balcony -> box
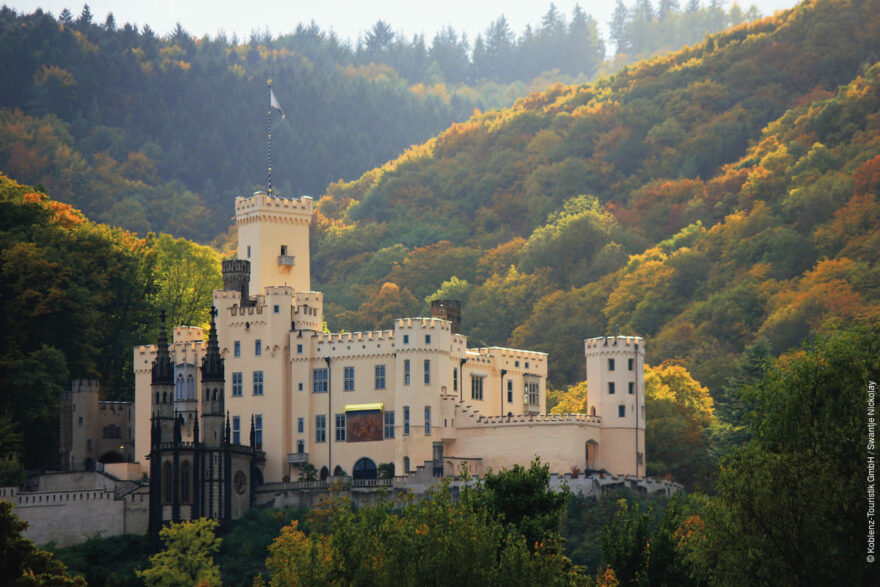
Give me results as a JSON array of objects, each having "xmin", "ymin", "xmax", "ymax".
[
  {"xmin": 287, "ymin": 452, "xmax": 309, "ymax": 464},
  {"xmin": 278, "ymin": 255, "xmax": 296, "ymax": 266}
]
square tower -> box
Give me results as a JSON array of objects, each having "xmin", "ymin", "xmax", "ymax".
[{"xmin": 235, "ymin": 192, "xmax": 313, "ymax": 295}]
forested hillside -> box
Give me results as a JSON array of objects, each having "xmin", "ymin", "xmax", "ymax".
[
  {"xmin": 314, "ymin": 0, "xmax": 880, "ymax": 404},
  {"xmin": 0, "ymin": 2, "xmax": 756, "ymax": 241}
]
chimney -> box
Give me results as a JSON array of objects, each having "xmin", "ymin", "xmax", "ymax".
[{"xmin": 430, "ymin": 299, "xmax": 461, "ymax": 334}]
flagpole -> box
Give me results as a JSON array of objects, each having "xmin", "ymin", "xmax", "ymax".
[{"xmin": 266, "ymin": 78, "xmax": 272, "ymax": 195}]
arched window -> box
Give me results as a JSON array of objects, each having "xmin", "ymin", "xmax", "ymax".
[
  {"xmin": 180, "ymin": 461, "xmax": 191, "ymax": 503},
  {"xmin": 186, "ymin": 375, "xmax": 195, "ymax": 400},
  {"xmin": 163, "ymin": 461, "xmax": 173, "ymax": 504},
  {"xmin": 176, "ymin": 375, "xmax": 184, "ymax": 400},
  {"xmin": 353, "ymin": 457, "xmax": 377, "ymax": 480},
  {"xmin": 590, "ymin": 406, "xmax": 596, "ymax": 416},
  {"xmin": 319, "ymin": 466, "xmax": 329, "ymax": 480},
  {"xmin": 333, "ymin": 465, "xmax": 344, "ymax": 477},
  {"xmin": 403, "ymin": 457, "xmax": 410, "ymax": 474}
]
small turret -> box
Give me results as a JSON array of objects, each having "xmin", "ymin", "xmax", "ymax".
[
  {"xmin": 222, "ymin": 259, "xmax": 252, "ymax": 306},
  {"xmin": 152, "ymin": 311, "xmax": 174, "ymax": 386},
  {"xmin": 430, "ymin": 299, "xmax": 462, "ymax": 334},
  {"xmin": 151, "ymin": 311, "xmax": 175, "ymax": 437}
]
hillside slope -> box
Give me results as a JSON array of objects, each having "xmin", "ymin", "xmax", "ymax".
[{"xmin": 312, "ymin": 0, "xmax": 880, "ymax": 399}]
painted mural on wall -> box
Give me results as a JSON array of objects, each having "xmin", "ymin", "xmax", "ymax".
[{"xmin": 346, "ymin": 409, "xmax": 383, "ymax": 442}]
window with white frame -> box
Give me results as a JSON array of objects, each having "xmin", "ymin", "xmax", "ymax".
[
  {"xmin": 335, "ymin": 413, "xmax": 346, "ymax": 441},
  {"xmin": 313, "ymin": 368, "xmax": 328, "ymax": 393},
  {"xmin": 343, "ymin": 366, "xmax": 354, "ymax": 391},
  {"xmin": 384, "ymin": 411, "xmax": 395, "ymax": 439},
  {"xmin": 232, "ymin": 416, "xmax": 241, "ymax": 444},
  {"xmin": 471, "ymin": 375, "xmax": 484, "ymax": 400},
  {"xmin": 375, "ymin": 365, "xmax": 386, "ymax": 389},
  {"xmin": 315, "ymin": 415, "xmax": 326, "ymax": 442},
  {"xmin": 525, "ymin": 379, "xmax": 540, "ymax": 406},
  {"xmin": 232, "ymin": 372, "xmax": 242, "ymax": 396}
]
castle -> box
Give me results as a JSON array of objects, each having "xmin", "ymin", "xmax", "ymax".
[{"xmin": 132, "ymin": 191, "xmax": 647, "ymax": 495}]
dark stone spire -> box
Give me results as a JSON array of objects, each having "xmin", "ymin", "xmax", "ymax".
[
  {"xmin": 201, "ymin": 306, "xmax": 224, "ymax": 382},
  {"xmin": 152, "ymin": 310, "xmax": 174, "ymax": 385}
]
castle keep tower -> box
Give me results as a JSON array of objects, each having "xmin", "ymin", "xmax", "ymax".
[
  {"xmin": 584, "ymin": 336, "xmax": 645, "ymax": 477},
  {"xmin": 234, "ymin": 192, "xmax": 313, "ymax": 294}
]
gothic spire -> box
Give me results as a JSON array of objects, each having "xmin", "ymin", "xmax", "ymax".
[
  {"xmin": 152, "ymin": 310, "xmax": 174, "ymax": 385},
  {"xmin": 201, "ymin": 306, "xmax": 224, "ymax": 382}
]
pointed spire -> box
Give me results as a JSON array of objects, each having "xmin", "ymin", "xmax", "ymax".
[
  {"xmin": 225, "ymin": 412, "xmax": 231, "ymax": 446},
  {"xmin": 152, "ymin": 310, "xmax": 174, "ymax": 385},
  {"xmin": 249, "ymin": 415, "xmax": 256, "ymax": 447},
  {"xmin": 201, "ymin": 306, "xmax": 224, "ymax": 382}
]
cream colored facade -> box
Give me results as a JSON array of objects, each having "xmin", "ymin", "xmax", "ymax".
[{"xmin": 134, "ymin": 192, "xmax": 647, "ymax": 482}]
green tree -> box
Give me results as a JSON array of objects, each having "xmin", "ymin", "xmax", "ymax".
[
  {"xmin": 137, "ymin": 519, "xmax": 222, "ymax": 587},
  {"xmin": 0, "ymin": 502, "xmax": 85, "ymax": 585}
]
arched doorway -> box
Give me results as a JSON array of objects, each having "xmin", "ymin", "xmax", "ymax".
[
  {"xmin": 585, "ymin": 440, "xmax": 599, "ymax": 472},
  {"xmin": 319, "ymin": 466, "xmax": 329, "ymax": 480},
  {"xmin": 333, "ymin": 465, "xmax": 345, "ymax": 477},
  {"xmin": 353, "ymin": 457, "xmax": 377, "ymax": 480}
]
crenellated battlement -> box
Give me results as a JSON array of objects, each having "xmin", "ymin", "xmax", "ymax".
[
  {"xmin": 584, "ymin": 336, "xmax": 645, "ymax": 358},
  {"xmin": 443, "ymin": 397, "xmax": 601, "ymax": 427},
  {"xmin": 70, "ymin": 379, "xmax": 99, "ymax": 394},
  {"xmin": 314, "ymin": 330, "xmax": 394, "ymax": 344},
  {"xmin": 234, "ymin": 192, "xmax": 313, "ymax": 216},
  {"xmin": 394, "ymin": 317, "xmax": 452, "ymax": 331}
]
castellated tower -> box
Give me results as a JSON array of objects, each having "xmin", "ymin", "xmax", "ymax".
[
  {"xmin": 584, "ymin": 336, "xmax": 646, "ymax": 477},
  {"xmin": 200, "ymin": 307, "xmax": 226, "ymax": 448},
  {"xmin": 234, "ymin": 192, "xmax": 313, "ymax": 294}
]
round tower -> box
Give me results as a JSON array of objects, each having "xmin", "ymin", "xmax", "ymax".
[
  {"xmin": 584, "ymin": 335, "xmax": 645, "ymax": 477},
  {"xmin": 222, "ymin": 259, "xmax": 252, "ymax": 305}
]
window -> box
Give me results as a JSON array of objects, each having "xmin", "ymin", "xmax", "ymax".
[
  {"xmin": 176, "ymin": 375, "xmax": 184, "ymax": 400},
  {"xmin": 618, "ymin": 405, "xmax": 626, "ymax": 418},
  {"xmin": 186, "ymin": 375, "xmax": 195, "ymax": 400},
  {"xmin": 313, "ymin": 368, "xmax": 328, "ymax": 393},
  {"xmin": 403, "ymin": 406, "xmax": 410, "ymax": 435},
  {"xmin": 297, "ymin": 417, "xmax": 304, "ymax": 433},
  {"xmin": 424, "ymin": 406, "xmax": 431, "ymax": 435},
  {"xmin": 163, "ymin": 462, "xmax": 173, "ymax": 504},
  {"xmin": 425, "ymin": 334, "xmax": 431, "ymax": 344},
  {"xmin": 343, "ymin": 366, "xmax": 354, "ymax": 391},
  {"xmin": 255, "ymin": 339, "xmax": 262, "ymax": 356},
  {"xmin": 608, "ymin": 382, "xmax": 615, "ymax": 394},
  {"xmin": 424, "ymin": 359, "xmax": 431, "ymax": 384},
  {"xmin": 232, "ymin": 416, "xmax": 241, "ymax": 444},
  {"xmin": 253, "ymin": 371, "xmax": 264, "ymax": 395},
  {"xmin": 628, "ymin": 358, "xmax": 634, "ymax": 371},
  {"xmin": 296, "ymin": 439, "xmax": 305, "ymax": 453},
  {"xmin": 403, "ymin": 334, "xmax": 409, "ymax": 344},
  {"xmin": 628, "ymin": 382, "xmax": 634, "ymax": 395},
  {"xmin": 78, "ymin": 416, "xmax": 83, "ymax": 426},
  {"xmin": 404, "ymin": 360, "xmax": 410, "ymax": 385},
  {"xmin": 234, "ymin": 341, "xmax": 241, "ymax": 357},
  {"xmin": 525, "ymin": 380, "xmax": 540, "ymax": 406},
  {"xmin": 232, "ymin": 372, "xmax": 243, "ymax": 396},
  {"xmin": 254, "ymin": 414, "xmax": 263, "ymax": 449},
  {"xmin": 280, "ymin": 245, "xmax": 287, "ymax": 256},
  {"xmin": 525, "ymin": 361, "xmax": 530, "ymax": 369},
  {"xmin": 273, "ymin": 304, "xmax": 280, "ymax": 313},
  {"xmin": 375, "ymin": 365, "xmax": 386, "ymax": 389},
  {"xmin": 335, "ymin": 414, "xmax": 346, "ymax": 442},
  {"xmin": 180, "ymin": 461, "xmax": 191, "ymax": 503},
  {"xmin": 471, "ymin": 375, "xmax": 484, "ymax": 400},
  {"xmin": 507, "ymin": 379, "xmax": 513, "ymax": 403},
  {"xmin": 384, "ymin": 411, "xmax": 395, "ymax": 439},
  {"xmin": 515, "ymin": 360, "xmax": 520, "ymax": 368},
  {"xmin": 247, "ymin": 245, "xmax": 251, "ymax": 259},
  {"xmin": 297, "ymin": 344, "xmax": 303, "ymax": 354},
  {"xmin": 453, "ymin": 368, "xmax": 458, "ymax": 391},
  {"xmin": 608, "ymin": 358, "xmax": 615, "ymax": 371},
  {"xmin": 315, "ymin": 415, "xmax": 326, "ymax": 443},
  {"xmin": 404, "ymin": 456, "xmax": 410, "ymax": 474},
  {"xmin": 298, "ymin": 382, "xmax": 303, "ymax": 391}
]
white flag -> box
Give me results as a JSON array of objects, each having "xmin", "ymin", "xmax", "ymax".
[{"xmin": 270, "ymin": 88, "xmax": 286, "ymax": 119}]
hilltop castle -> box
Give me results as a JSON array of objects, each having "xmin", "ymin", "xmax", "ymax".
[{"xmin": 124, "ymin": 190, "xmax": 647, "ymax": 528}]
